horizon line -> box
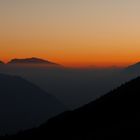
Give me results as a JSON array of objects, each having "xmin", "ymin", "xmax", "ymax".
[{"xmin": 0, "ymin": 57, "xmax": 137, "ymax": 69}]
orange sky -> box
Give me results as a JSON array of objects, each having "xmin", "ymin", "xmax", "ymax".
[{"xmin": 1, "ymin": 0, "xmax": 140, "ymax": 67}]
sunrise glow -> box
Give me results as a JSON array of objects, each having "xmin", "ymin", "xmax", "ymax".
[{"xmin": 1, "ymin": 0, "xmax": 140, "ymax": 67}]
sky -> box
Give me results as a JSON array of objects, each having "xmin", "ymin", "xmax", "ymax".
[{"xmin": 1, "ymin": 0, "xmax": 140, "ymax": 67}]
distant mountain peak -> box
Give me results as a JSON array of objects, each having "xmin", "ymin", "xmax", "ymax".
[{"xmin": 8, "ymin": 57, "xmax": 58, "ymax": 65}]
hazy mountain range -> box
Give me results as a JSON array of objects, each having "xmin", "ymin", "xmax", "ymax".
[
  {"xmin": 0, "ymin": 74, "xmax": 66, "ymax": 135},
  {"xmin": 5, "ymin": 76, "xmax": 140, "ymax": 139},
  {"xmin": 0, "ymin": 58, "xmax": 140, "ymax": 109},
  {"xmin": 0, "ymin": 58, "xmax": 140, "ymax": 138}
]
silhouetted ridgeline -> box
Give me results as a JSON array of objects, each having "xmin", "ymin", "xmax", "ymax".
[
  {"xmin": 7, "ymin": 57, "xmax": 59, "ymax": 65},
  {"xmin": 0, "ymin": 74, "xmax": 66, "ymax": 135},
  {"xmin": 124, "ymin": 61, "xmax": 140, "ymax": 76},
  {"xmin": 125, "ymin": 61, "xmax": 140, "ymax": 71},
  {"xmin": 0, "ymin": 61, "xmax": 4, "ymax": 64},
  {"xmin": 4, "ymin": 77, "xmax": 140, "ymax": 139}
]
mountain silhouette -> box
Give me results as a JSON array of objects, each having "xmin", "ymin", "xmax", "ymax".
[
  {"xmin": 8, "ymin": 57, "xmax": 58, "ymax": 65},
  {"xmin": 8, "ymin": 77, "xmax": 140, "ymax": 139},
  {"xmin": 0, "ymin": 73, "xmax": 65, "ymax": 135},
  {"xmin": 0, "ymin": 61, "xmax": 4, "ymax": 64},
  {"xmin": 125, "ymin": 62, "xmax": 140, "ymax": 73}
]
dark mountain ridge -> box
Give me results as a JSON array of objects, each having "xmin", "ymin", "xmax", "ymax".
[
  {"xmin": 8, "ymin": 57, "xmax": 58, "ymax": 65},
  {"xmin": 7, "ymin": 76, "xmax": 140, "ymax": 139},
  {"xmin": 125, "ymin": 61, "xmax": 140, "ymax": 72},
  {"xmin": 0, "ymin": 73, "xmax": 65, "ymax": 135}
]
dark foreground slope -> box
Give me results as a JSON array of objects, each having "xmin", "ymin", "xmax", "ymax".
[
  {"xmin": 6, "ymin": 76, "xmax": 140, "ymax": 140},
  {"xmin": 0, "ymin": 74, "xmax": 65, "ymax": 135}
]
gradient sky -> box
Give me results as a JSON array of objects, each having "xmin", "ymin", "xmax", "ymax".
[{"xmin": 1, "ymin": 0, "xmax": 140, "ymax": 67}]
